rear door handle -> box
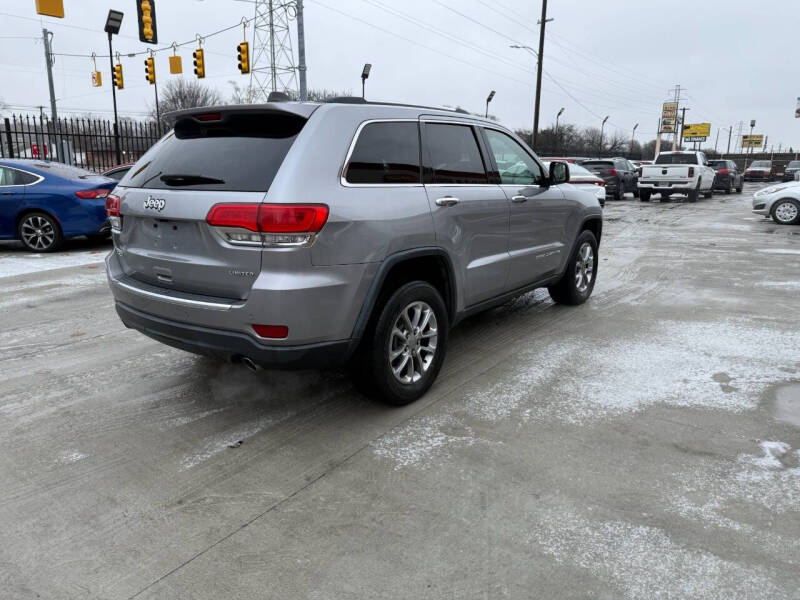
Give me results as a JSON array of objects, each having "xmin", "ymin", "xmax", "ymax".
[
  {"xmin": 435, "ymin": 196, "xmax": 459, "ymax": 207},
  {"xmin": 511, "ymin": 195, "xmax": 528, "ymax": 203}
]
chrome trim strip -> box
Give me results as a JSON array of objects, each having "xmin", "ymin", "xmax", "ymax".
[{"xmin": 116, "ymin": 279, "xmax": 235, "ymax": 311}]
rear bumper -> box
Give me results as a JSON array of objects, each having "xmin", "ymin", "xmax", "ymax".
[{"xmin": 115, "ymin": 300, "xmax": 353, "ymax": 369}]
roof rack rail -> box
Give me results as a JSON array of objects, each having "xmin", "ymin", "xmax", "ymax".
[{"xmin": 325, "ymin": 96, "xmax": 367, "ymax": 104}]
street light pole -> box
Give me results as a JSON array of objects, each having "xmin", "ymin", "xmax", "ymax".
[
  {"xmin": 361, "ymin": 63, "xmax": 371, "ymax": 99},
  {"xmin": 106, "ymin": 32, "xmax": 121, "ymax": 165},
  {"xmin": 104, "ymin": 10, "xmax": 124, "ymax": 166},
  {"xmin": 485, "ymin": 90, "xmax": 495, "ymax": 118},
  {"xmin": 555, "ymin": 107, "xmax": 564, "ymax": 153},
  {"xmin": 599, "ymin": 115, "xmax": 609, "ymax": 155},
  {"xmin": 630, "ymin": 123, "xmax": 638, "ymax": 155}
]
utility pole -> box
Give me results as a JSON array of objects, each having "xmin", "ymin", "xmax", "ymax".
[
  {"xmin": 714, "ymin": 128, "xmax": 720, "ymax": 154},
  {"xmin": 678, "ymin": 106, "xmax": 689, "ymax": 150},
  {"xmin": 41, "ymin": 28, "xmax": 61, "ymax": 161},
  {"xmin": 532, "ymin": 0, "xmax": 552, "ymax": 148},
  {"xmin": 670, "ymin": 84, "xmax": 684, "ymax": 151},
  {"xmin": 107, "ymin": 34, "xmax": 121, "ymax": 165},
  {"xmin": 296, "ymin": 0, "xmax": 307, "ymax": 100},
  {"xmin": 726, "ymin": 125, "xmax": 732, "ymax": 156},
  {"xmin": 654, "ymin": 116, "xmax": 662, "ymax": 159}
]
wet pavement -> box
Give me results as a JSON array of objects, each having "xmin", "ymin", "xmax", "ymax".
[{"xmin": 0, "ymin": 183, "xmax": 798, "ymax": 599}]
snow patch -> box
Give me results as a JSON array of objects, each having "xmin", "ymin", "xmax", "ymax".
[
  {"xmin": 371, "ymin": 414, "xmax": 480, "ymax": 469},
  {"xmin": 179, "ymin": 416, "xmax": 280, "ymax": 470},
  {"xmin": 0, "ymin": 250, "xmax": 108, "ymax": 278},
  {"xmin": 56, "ymin": 450, "xmax": 87, "ymax": 464},
  {"xmin": 463, "ymin": 320, "xmax": 799, "ymax": 425},
  {"xmin": 756, "ymin": 248, "xmax": 800, "ymax": 255},
  {"xmin": 756, "ymin": 280, "xmax": 800, "ymax": 289},
  {"xmin": 666, "ymin": 441, "xmax": 800, "ymax": 555},
  {"xmin": 533, "ymin": 508, "xmax": 790, "ymax": 599}
]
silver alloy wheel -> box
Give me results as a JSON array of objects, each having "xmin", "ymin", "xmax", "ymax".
[
  {"xmin": 20, "ymin": 215, "xmax": 56, "ymax": 251},
  {"xmin": 388, "ymin": 300, "xmax": 438, "ymax": 385},
  {"xmin": 574, "ymin": 242, "xmax": 594, "ymax": 294},
  {"xmin": 774, "ymin": 201, "xmax": 799, "ymax": 224}
]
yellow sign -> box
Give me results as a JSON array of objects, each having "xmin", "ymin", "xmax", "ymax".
[
  {"xmin": 660, "ymin": 101, "xmax": 678, "ymax": 133},
  {"xmin": 35, "ymin": 0, "xmax": 64, "ymax": 18},
  {"xmin": 169, "ymin": 55, "xmax": 183, "ymax": 74},
  {"xmin": 741, "ymin": 135, "xmax": 764, "ymax": 148},
  {"xmin": 683, "ymin": 123, "xmax": 711, "ymax": 138}
]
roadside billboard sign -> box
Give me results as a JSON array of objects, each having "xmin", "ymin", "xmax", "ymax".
[
  {"xmin": 682, "ymin": 123, "xmax": 711, "ymax": 138},
  {"xmin": 741, "ymin": 134, "xmax": 764, "ymax": 148},
  {"xmin": 660, "ymin": 101, "xmax": 678, "ymax": 133}
]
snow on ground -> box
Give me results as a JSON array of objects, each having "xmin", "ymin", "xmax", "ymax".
[
  {"xmin": 0, "ymin": 248, "xmax": 108, "ymax": 278},
  {"xmin": 532, "ymin": 506, "xmax": 791, "ymax": 600},
  {"xmin": 371, "ymin": 414, "xmax": 483, "ymax": 470},
  {"xmin": 667, "ymin": 441, "xmax": 800, "ymax": 530}
]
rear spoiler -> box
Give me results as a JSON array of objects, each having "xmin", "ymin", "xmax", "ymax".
[{"xmin": 166, "ymin": 102, "xmax": 320, "ymax": 124}]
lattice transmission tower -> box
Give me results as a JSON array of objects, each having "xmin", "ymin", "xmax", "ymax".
[{"xmin": 249, "ymin": 0, "xmax": 300, "ymax": 101}]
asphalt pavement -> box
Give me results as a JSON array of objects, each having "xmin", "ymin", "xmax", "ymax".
[{"xmin": 0, "ymin": 183, "xmax": 798, "ymax": 599}]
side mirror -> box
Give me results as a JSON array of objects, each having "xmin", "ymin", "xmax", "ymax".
[{"xmin": 549, "ymin": 161, "xmax": 570, "ymax": 186}]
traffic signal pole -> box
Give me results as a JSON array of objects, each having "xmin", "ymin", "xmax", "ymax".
[{"xmin": 107, "ymin": 32, "xmax": 121, "ymax": 165}]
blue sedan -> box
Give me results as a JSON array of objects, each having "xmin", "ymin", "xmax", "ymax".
[{"xmin": 0, "ymin": 159, "xmax": 117, "ymax": 252}]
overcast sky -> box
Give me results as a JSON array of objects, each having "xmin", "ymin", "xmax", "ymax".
[{"xmin": 1, "ymin": 0, "xmax": 798, "ymax": 151}]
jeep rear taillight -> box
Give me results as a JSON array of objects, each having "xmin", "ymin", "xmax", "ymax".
[
  {"xmin": 206, "ymin": 203, "xmax": 329, "ymax": 247},
  {"xmin": 106, "ymin": 193, "xmax": 122, "ymax": 232},
  {"xmin": 688, "ymin": 167, "xmax": 695, "ymax": 177}
]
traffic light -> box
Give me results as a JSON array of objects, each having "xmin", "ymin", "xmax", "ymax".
[
  {"xmin": 193, "ymin": 48, "xmax": 205, "ymax": 78},
  {"xmin": 237, "ymin": 42, "xmax": 250, "ymax": 74},
  {"xmin": 113, "ymin": 63, "xmax": 124, "ymax": 89},
  {"xmin": 137, "ymin": 0, "xmax": 158, "ymax": 44},
  {"xmin": 144, "ymin": 56, "xmax": 155, "ymax": 84}
]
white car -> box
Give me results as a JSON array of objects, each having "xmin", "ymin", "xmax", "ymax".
[
  {"xmin": 543, "ymin": 161, "xmax": 606, "ymax": 207},
  {"xmin": 638, "ymin": 151, "xmax": 716, "ymax": 202},
  {"xmin": 753, "ymin": 182, "xmax": 800, "ymax": 225}
]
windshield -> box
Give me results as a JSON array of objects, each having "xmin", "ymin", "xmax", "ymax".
[
  {"xmin": 30, "ymin": 162, "xmax": 103, "ymax": 180},
  {"xmin": 709, "ymin": 161, "xmax": 728, "ymax": 168},
  {"xmin": 787, "ymin": 161, "xmax": 800, "ymax": 168},
  {"xmin": 118, "ymin": 112, "xmax": 306, "ymax": 192},
  {"xmin": 654, "ymin": 154, "xmax": 698, "ymax": 165},
  {"xmin": 750, "ymin": 161, "xmax": 771, "ymax": 168}
]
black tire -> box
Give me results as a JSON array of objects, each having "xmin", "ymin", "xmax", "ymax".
[
  {"xmin": 548, "ymin": 230, "xmax": 598, "ymax": 306},
  {"xmin": 639, "ymin": 190, "xmax": 651, "ymax": 202},
  {"xmin": 725, "ymin": 181, "xmax": 732, "ymax": 195},
  {"xmin": 736, "ymin": 182, "xmax": 743, "ymax": 193},
  {"xmin": 358, "ymin": 281, "xmax": 449, "ymax": 405},
  {"xmin": 771, "ymin": 198, "xmax": 800, "ymax": 225},
  {"xmin": 615, "ymin": 183, "xmax": 624, "ymax": 201},
  {"xmin": 686, "ymin": 181, "xmax": 700, "ymax": 203},
  {"xmin": 703, "ymin": 186, "xmax": 713, "ymax": 199},
  {"xmin": 17, "ymin": 211, "xmax": 62, "ymax": 252}
]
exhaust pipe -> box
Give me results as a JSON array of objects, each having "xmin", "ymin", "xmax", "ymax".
[{"xmin": 240, "ymin": 356, "xmax": 262, "ymax": 372}]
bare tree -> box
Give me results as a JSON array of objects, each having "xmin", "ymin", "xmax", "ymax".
[{"xmin": 152, "ymin": 79, "xmax": 223, "ymax": 127}]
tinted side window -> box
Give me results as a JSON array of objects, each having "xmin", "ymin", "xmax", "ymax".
[
  {"xmin": 483, "ymin": 128, "xmax": 543, "ymax": 185},
  {"xmin": 345, "ymin": 122, "xmax": 420, "ymax": 184},
  {"xmin": 425, "ymin": 123, "xmax": 488, "ymax": 184},
  {"xmin": 16, "ymin": 170, "xmax": 39, "ymax": 185},
  {"xmin": 0, "ymin": 167, "xmax": 14, "ymax": 186}
]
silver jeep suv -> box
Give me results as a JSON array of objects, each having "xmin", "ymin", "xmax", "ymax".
[{"xmin": 105, "ymin": 100, "xmax": 602, "ymax": 404}]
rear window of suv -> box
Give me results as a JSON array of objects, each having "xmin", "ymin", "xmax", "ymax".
[
  {"xmin": 345, "ymin": 121, "xmax": 421, "ymax": 184},
  {"xmin": 654, "ymin": 154, "xmax": 698, "ymax": 165},
  {"xmin": 118, "ymin": 111, "xmax": 306, "ymax": 192}
]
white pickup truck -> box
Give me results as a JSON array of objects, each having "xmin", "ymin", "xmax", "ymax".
[{"xmin": 638, "ymin": 151, "xmax": 716, "ymax": 202}]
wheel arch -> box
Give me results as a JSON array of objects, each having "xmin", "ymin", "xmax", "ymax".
[{"xmin": 350, "ymin": 247, "xmax": 456, "ymax": 343}]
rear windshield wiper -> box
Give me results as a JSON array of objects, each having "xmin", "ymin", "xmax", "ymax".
[{"xmin": 159, "ymin": 174, "xmax": 225, "ymax": 186}]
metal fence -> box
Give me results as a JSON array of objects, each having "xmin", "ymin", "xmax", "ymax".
[{"xmin": 0, "ymin": 114, "xmax": 164, "ymax": 174}]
